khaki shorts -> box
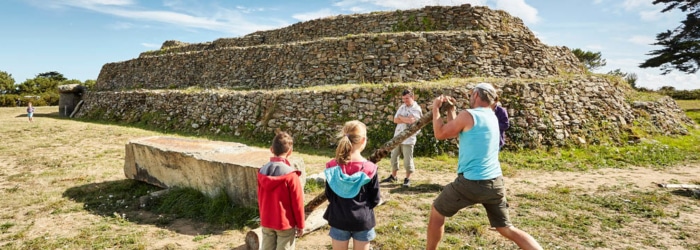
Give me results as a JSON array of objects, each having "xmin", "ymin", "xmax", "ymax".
[
  {"xmin": 432, "ymin": 175, "xmax": 512, "ymax": 228},
  {"xmin": 262, "ymin": 227, "xmax": 296, "ymax": 250}
]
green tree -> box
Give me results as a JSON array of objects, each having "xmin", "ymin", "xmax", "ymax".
[
  {"xmin": 61, "ymin": 79, "xmax": 83, "ymax": 86},
  {"xmin": 606, "ymin": 69, "xmax": 639, "ymax": 89},
  {"xmin": 0, "ymin": 71, "xmax": 16, "ymax": 95},
  {"xmin": 606, "ymin": 69, "xmax": 626, "ymax": 77},
  {"xmin": 625, "ymin": 73, "xmax": 638, "ymax": 89},
  {"xmin": 17, "ymin": 72, "xmax": 67, "ymax": 95},
  {"xmin": 639, "ymin": 0, "xmax": 700, "ymax": 74},
  {"xmin": 572, "ymin": 48, "xmax": 607, "ymax": 71},
  {"xmin": 83, "ymin": 79, "xmax": 96, "ymax": 90},
  {"xmin": 37, "ymin": 71, "xmax": 67, "ymax": 82},
  {"xmin": 18, "ymin": 77, "xmax": 54, "ymax": 95}
]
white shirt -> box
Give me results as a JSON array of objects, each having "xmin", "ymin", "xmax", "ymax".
[{"xmin": 393, "ymin": 101, "xmax": 423, "ymax": 145}]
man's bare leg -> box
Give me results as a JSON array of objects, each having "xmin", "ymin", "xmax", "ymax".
[
  {"xmin": 426, "ymin": 206, "xmax": 446, "ymax": 250},
  {"xmin": 495, "ymin": 226, "xmax": 543, "ymax": 250}
]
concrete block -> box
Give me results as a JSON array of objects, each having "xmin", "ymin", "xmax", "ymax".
[{"xmin": 124, "ymin": 136, "xmax": 305, "ymax": 207}]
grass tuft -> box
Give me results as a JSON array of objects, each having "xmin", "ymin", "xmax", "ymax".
[{"xmin": 149, "ymin": 187, "xmax": 259, "ymax": 229}]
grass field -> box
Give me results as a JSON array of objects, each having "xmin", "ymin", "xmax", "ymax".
[
  {"xmin": 1, "ymin": 106, "xmax": 699, "ymax": 249},
  {"xmin": 676, "ymin": 99, "xmax": 700, "ymax": 111}
]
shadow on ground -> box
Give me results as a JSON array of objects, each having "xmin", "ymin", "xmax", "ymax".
[
  {"xmin": 62, "ymin": 179, "xmax": 238, "ymax": 237},
  {"xmin": 670, "ymin": 189, "xmax": 700, "ymax": 200},
  {"xmin": 386, "ymin": 183, "xmax": 443, "ymax": 194},
  {"xmin": 15, "ymin": 112, "xmax": 61, "ymax": 118}
]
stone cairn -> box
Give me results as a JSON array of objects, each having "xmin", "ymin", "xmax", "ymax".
[
  {"xmin": 76, "ymin": 3, "xmax": 693, "ymax": 155},
  {"xmin": 73, "ymin": 5, "xmax": 695, "ymax": 243}
]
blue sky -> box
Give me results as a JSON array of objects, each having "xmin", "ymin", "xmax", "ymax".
[{"xmin": 1, "ymin": 0, "xmax": 697, "ymax": 90}]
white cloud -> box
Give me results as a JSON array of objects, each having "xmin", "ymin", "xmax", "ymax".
[
  {"xmin": 627, "ymin": 35, "xmax": 655, "ymax": 46},
  {"xmin": 29, "ymin": 0, "xmax": 279, "ymax": 35},
  {"xmin": 333, "ymin": 0, "xmax": 486, "ymax": 12},
  {"xmin": 292, "ymin": 9, "xmax": 336, "ymax": 21},
  {"xmin": 593, "ymin": 0, "xmax": 604, "ymax": 4},
  {"xmin": 329, "ymin": 0, "xmax": 543, "ymax": 26},
  {"xmin": 141, "ymin": 43, "xmax": 160, "ymax": 48},
  {"xmin": 235, "ymin": 5, "xmax": 266, "ymax": 14},
  {"xmin": 622, "ymin": 0, "xmax": 652, "ymax": 11},
  {"xmin": 601, "ymin": 57, "xmax": 699, "ymax": 90},
  {"xmin": 36, "ymin": 0, "xmax": 135, "ymax": 8},
  {"xmin": 493, "ymin": 0, "xmax": 539, "ymax": 25},
  {"xmin": 637, "ymin": 71, "xmax": 700, "ymax": 90}
]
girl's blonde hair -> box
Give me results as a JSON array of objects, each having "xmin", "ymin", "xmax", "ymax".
[{"xmin": 334, "ymin": 120, "xmax": 367, "ymax": 165}]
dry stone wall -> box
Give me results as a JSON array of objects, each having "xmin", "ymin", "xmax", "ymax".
[
  {"xmin": 78, "ymin": 4, "xmax": 694, "ymax": 155},
  {"xmin": 76, "ymin": 76, "xmax": 692, "ymax": 153},
  {"xmin": 97, "ymin": 31, "xmax": 582, "ymax": 91},
  {"xmin": 140, "ymin": 5, "xmax": 533, "ymax": 56}
]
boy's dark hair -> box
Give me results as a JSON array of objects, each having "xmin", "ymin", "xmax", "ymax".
[
  {"xmin": 271, "ymin": 128, "xmax": 293, "ymax": 156},
  {"xmin": 402, "ymin": 89, "xmax": 413, "ymax": 96}
]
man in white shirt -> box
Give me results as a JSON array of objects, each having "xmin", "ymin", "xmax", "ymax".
[{"xmin": 382, "ymin": 89, "xmax": 423, "ymax": 187}]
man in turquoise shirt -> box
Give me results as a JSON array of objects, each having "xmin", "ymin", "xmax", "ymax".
[{"xmin": 426, "ymin": 83, "xmax": 542, "ymax": 250}]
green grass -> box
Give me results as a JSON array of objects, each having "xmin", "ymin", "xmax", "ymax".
[
  {"xmin": 304, "ymin": 178, "xmax": 325, "ymax": 194},
  {"xmin": 676, "ymin": 100, "xmax": 700, "ymax": 110},
  {"xmin": 2, "ymin": 106, "xmax": 700, "ymax": 249},
  {"xmin": 498, "ymin": 128, "xmax": 700, "ymax": 172},
  {"xmin": 149, "ymin": 187, "xmax": 259, "ymax": 229},
  {"xmin": 686, "ymin": 110, "xmax": 700, "ymax": 124}
]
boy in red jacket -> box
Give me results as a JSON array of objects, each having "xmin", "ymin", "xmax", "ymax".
[{"xmin": 257, "ymin": 130, "xmax": 305, "ymax": 250}]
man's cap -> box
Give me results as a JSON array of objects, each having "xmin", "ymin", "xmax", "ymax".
[
  {"xmin": 474, "ymin": 82, "xmax": 497, "ymax": 93},
  {"xmin": 472, "ymin": 82, "xmax": 498, "ymax": 103}
]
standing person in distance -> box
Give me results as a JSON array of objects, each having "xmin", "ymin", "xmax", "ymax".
[
  {"xmin": 257, "ymin": 129, "xmax": 305, "ymax": 250},
  {"xmin": 324, "ymin": 120, "xmax": 381, "ymax": 250},
  {"xmin": 26, "ymin": 102, "xmax": 35, "ymax": 123},
  {"xmin": 426, "ymin": 83, "xmax": 542, "ymax": 250},
  {"xmin": 492, "ymin": 96, "xmax": 510, "ymax": 150},
  {"xmin": 382, "ymin": 89, "xmax": 423, "ymax": 187}
]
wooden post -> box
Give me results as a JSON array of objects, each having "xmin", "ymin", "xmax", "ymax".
[
  {"xmin": 657, "ymin": 183, "xmax": 700, "ymax": 189},
  {"xmin": 245, "ymin": 208, "xmax": 326, "ymax": 250}
]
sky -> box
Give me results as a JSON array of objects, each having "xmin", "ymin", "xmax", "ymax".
[{"xmin": 1, "ymin": 0, "xmax": 698, "ymax": 90}]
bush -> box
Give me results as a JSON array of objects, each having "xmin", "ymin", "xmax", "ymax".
[
  {"xmin": 41, "ymin": 92, "xmax": 60, "ymax": 106},
  {"xmin": 0, "ymin": 94, "xmax": 20, "ymax": 107}
]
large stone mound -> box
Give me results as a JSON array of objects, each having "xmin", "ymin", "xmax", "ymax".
[
  {"xmin": 94, "ymin": 4, "xmax": 583, "ymax": 91},
  {"xmin": 76, "ymin": 4, "xmax": 695, "ymax": 155}
]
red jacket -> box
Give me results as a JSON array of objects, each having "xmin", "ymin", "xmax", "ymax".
[{"xmin": 257, "ymin": 157, "xmax": 305, "ymax": 230}]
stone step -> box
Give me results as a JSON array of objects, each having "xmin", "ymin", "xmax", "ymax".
[{"xmin": 124, "ymin": 136, "xmax": 305, "ymax": 207}]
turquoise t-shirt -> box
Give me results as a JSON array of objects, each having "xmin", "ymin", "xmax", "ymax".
[{"xmin": 457, "ymin": 107, "xmax": 502, "ymax": 180}]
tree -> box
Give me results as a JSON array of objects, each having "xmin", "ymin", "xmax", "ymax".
[
  {"xmin": 606, "ymin": 69, "xmax": 626, "ymax": 77},
  {"xmin": 607, "ymin": 69, "xmax": 639, "ymax": 89},
  {"xmin": 625, "ymin": 73, "xmax": 638, "ymax": 89},
  {"xmin": 0, "ymin": 71, "xmax": 16, "ymax": 95},
  {"xmin": 18, "ymin": 77, "xmax": 54, "ymax": 94},
  {"xmin": 572, "ymin": 48, "xmax": 607, "ymax": 71},
  {"xmin": 83, "ymin": 79, "xmax": 96, "ymax": 90},
  {"xmin": 37, "ymin": 71, "xmax": 67, "ymax": 82},
  {"xmin": 639, "ymin": 0, "xmax": 700, "ymax": 74}
]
